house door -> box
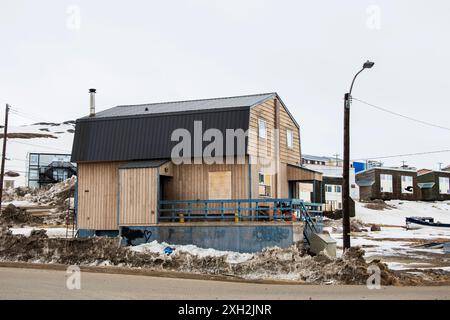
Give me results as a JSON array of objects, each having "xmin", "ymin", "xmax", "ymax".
[{"xmin": 118, "ymin": 167, "xmax": 158, "ymax": 225}]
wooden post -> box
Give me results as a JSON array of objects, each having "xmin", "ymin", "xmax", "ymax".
[{"xmin": 0, "ymin": 104, "xmax": 10, "ymax": 213}]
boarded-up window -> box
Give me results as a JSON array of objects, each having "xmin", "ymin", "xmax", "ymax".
[
  {"xmin": 208, "ymin": 171, "xmax": 231, "ymax": 199},
  {"xmin": 439, "ymin": 177, "xmax": 450, "ymax": 194},
  {"xmin": 401, "ymin": 176, "xmax": 413, "ymax": 194},
  {"xmin": 380, "ymin": 174, "xmax": 393, "ymax": 193}
]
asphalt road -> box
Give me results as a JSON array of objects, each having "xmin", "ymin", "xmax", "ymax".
[{"xmin": 0, "ymin": 266, "xmax": 449, "ymax": 300}]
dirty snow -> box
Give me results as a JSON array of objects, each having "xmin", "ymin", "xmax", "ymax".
[
  {"xmin": 10, "ymin": 227, "xmax": 69, "ymax": 238},
  {"xmin": 130, "ymin": 240, "xmax": 254, "ymax": 264}
]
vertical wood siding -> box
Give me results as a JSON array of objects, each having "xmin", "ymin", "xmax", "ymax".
[
  {"xmin": 119, "ymin": 167, "xmax": 158, "ymax": 225},
  {"xmin": 77, "ymin": 162, "xmax": 123, "ymax": 230}
]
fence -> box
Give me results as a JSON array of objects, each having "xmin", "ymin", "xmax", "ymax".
[{"xmin": 158, "ymin": 198, "xmax": 323, "ymax": 223}]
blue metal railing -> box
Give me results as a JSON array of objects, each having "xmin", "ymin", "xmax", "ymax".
[
  {"xmin": 158, "ymin": 198, "xmax": 323, "ymax": 223},
  {"xmin": 298, "ymin": 201, "xmax": 324, "ymax": 245}
]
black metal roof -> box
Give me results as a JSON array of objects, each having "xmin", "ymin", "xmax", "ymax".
[
  {"xmin": 89, "ymin": 92, "xmax": 276, "ymax": 119},
  {"xmin": 71, "ymin": 92, "xmax": 301, "ymax": 163},
  {"xmin": 71, "ymin": 106, "xmax": 251, "ymax": 162}
]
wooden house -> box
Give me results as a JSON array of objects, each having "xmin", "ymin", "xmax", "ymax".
[
  {"xmin": 71, "ymin": 91, "xmax": 322, "ymax": 250},
  {"xmin": 356, "ymin": 167, "xmax": 419, "ymax": 201},
  {"xmin": 417, "ymin": 170, "xmax": 450, "ymax": 201}
]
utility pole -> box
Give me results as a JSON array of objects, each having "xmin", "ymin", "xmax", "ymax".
[
  {"xmin": 342, "ymin": 60, "xmax": 374, "ymax": 250},
  {"xmin": 0, "ymin": 104, "xmax": 10, "ymax": 213},
  {"xmin": 333, "ymin": 153, "xmax": 340, "ymax": 166}
]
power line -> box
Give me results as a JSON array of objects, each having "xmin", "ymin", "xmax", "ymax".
[
  {"xmin": 352, "ymin": 97, "xmax": 450, "ymax": 132},
  {"xmin": 352, "ymin": 149, "xmax": 450, "ymax": 161}
]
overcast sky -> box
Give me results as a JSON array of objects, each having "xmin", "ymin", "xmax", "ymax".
[{"xmin": 0, "ymin": 0, "xmax": 449, "ymax": 169}]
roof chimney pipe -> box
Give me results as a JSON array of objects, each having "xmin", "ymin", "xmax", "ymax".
[{"xmin": 89, "ymin": 88, "xmax": 96, "ymax": 117}]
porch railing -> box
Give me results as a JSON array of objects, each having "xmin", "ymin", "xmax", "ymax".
[{"xmin": 158, "ymin": 198, "xmax": 323, "ymax": 223}]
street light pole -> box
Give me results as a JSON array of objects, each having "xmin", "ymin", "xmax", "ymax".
[{"xmin": 342, "ymin": 60, "xmax": 374, "ymax": 250}]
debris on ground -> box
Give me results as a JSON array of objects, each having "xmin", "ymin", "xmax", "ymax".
[
  {"xmin": 29, "ymin": 229, "xmax": 48, "ymax": 238},
  {"xmin": 1, "ymin": 177, "xmax": 76, "ymax": 226},
  {"xmin": 362, "ymin": 200, "xmax": 396, "ymax": 211},
  {"xmin": 350, "ymin": 219, "xmax": 366, "ymax": 232},
  {"xmin": 370, "ymin": 224, "xmax": 382, "ymax": 232},
  {"xmin": 0, "ymin": 204, "xmax": 43, "ymax": 226}
]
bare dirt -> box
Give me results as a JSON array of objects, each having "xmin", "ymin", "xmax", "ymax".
[
  {"xmin": 362, "ymin": 200, "xmax": 396, "ymax": 211},
  {"xmin": 0, "ymin": 132, "xmax": 57, "ymax": 139}
]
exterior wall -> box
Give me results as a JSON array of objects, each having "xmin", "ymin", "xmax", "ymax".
[
  {"xmin": 356, "ymin": 169, "xmax": 419, "ymax": 201},
  {"xmin": 118, "ymin": 223, "xmax": 304, "ymax": 253},
  {"xmin": 162, "ymin": 158, "xmax": 249, "ymax": 201},
  {"xmin": 418, "ymin": 171, "xmax": 450, "ymax": 201},
  {"xmin": 248, "ymin": 97, "xmax": 300, "ymax": 166},
  {"xmin": 118, "ymin": 167, "xmax": 158, "ymax": 226},
  {"xmin": 77, "ymin": 162, "xmax": 124, "ymax": 230},
  {"xmin": 322, "ymin": 176, "xmax": 343, "ymax": 211}
]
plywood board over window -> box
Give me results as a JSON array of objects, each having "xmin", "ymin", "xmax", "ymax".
[{"xmin": 208, "ymin": 171, "xmax": 231, "ymax": 199}]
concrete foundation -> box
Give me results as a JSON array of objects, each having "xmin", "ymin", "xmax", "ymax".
[{"xmin": 79, "ymin": 222, "xmax": 304, "ymax": 253}]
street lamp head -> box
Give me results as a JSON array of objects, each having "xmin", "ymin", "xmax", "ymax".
[{"xmin": 363, "ymin": 60, "xmax": 375, "ymax": 69}]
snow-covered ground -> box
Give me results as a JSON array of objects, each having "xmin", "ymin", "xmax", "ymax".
[
  {"xmin": 1, "ymin": 122, "xmax": 75, "ymax": 187},
  {"xmin": 130, "ymin": 240, "xmax": 254, "ymax": 264},
  {"xmin": 327, "ymin": 200, "xmax": 450, "ymax": 271},
  {"xmin": 355, "ymin": 200, "xmax": 450, "ymax": 226}
]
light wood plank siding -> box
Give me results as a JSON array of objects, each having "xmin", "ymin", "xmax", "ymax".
[
  {"xmin": 163, "ymin": 159, "xmax": 249, "ymax": 201},
  {"xmin": 287, "ymin": 165, "xmax": 322, "ymax": 181},
  {"xmin": 119, "ymin": 167, "xmax": 158, "ymax": 226},
  {"xmin": 279, "ymin": 104, "xmax": 301, "ymax": 165},
  {"xmin": 248, "ymin": 98, "xmax": 301, "ymax": 166},
  {"xmin": 77, "ymin": 162, "xmax": 123, "ymax": 230}
]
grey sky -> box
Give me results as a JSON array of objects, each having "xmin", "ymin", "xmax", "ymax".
[{"xmin": 0, "ymin": 0, "xmax": 449, "ymax": 169}]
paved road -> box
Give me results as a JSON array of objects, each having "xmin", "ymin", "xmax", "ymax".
[{"xmin": 0, "ymin": 267, "xmax": 449, "ymax": 300}]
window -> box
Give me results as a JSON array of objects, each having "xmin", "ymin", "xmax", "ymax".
[
  {"xmin": 325, "ymin": 185, "xmax": 333, "ymax": 193},
  {"xmin": 380, "ymin": 174, "xmax": 393, "ymax": 193},
  {"xmin": 286, "ymin": 129, "xmax": 293, "ymax": 149},
  {"xmin": 29, "ymin": 154, "xmax": 39, "ymax": 165},
  {"xmin": 258, "ymin": 171, "xmax": 271, "ymax": 196},
  {"xmin": 258, "ymin": 118, "xmax": 267, "ymax": 139},
  {"xmin": 335, "ymin": 185, "xmax": 342, "ymax": 193},
  {"xmin": 439, "ymin": 177, "xmax": 450, "ymax": 194},
  {"xmin": 401, "ymin": 175, "xmax": 413, "ymax": 194}
]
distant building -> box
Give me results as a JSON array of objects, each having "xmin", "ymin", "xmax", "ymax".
[
  {"xmin": 26, "ymin": 153, "xmax": 77, "ymax": 188},
  {"xmin": 302, "ymin": 154, "xmax": 343, "ymax": 167},
  {"xmin": 356, "ymin": 167, "xmax": 419, "ymax": 201},
  {"xmin": 352, "ymin": 160, "xmax": 383, "ymax": 173},
  {"xmin": 417, "ymin": 170, "xmax": 450, "ymax": 201},
  {"xmin": 443, "ymin": 165, "xmax": 450, "ymax": 172}
]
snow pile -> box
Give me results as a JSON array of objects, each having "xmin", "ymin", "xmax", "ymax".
[
  {"xmin": 2, "ymin": 176, "xmax": 76, "ymax": 208},
  {"xmin": 355, "ymin": 200, "xmax": 450, "ymax": 226},
  {"xmin": 130, "ymin": 240, "xmax": 254, "ymax": 264}
]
